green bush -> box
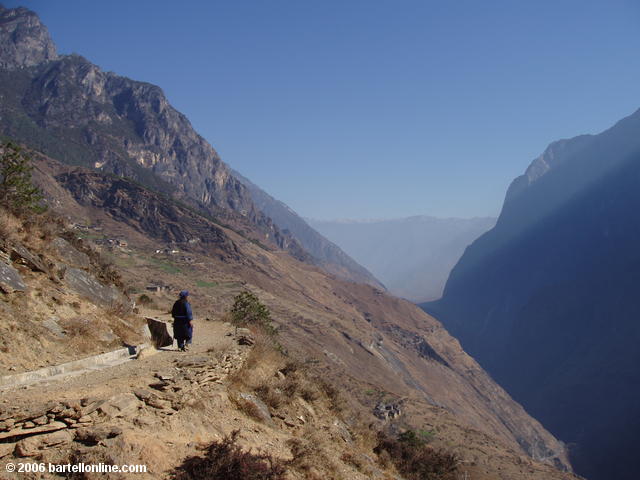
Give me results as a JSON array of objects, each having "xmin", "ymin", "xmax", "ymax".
[
  {"xmin": 0, "ymin": 140, "xmax": 46, "ymax": 213},
  {"xmin": 138, "ymin": 294, "xmax": 153, "ymax": 306},
  {"xmin": 230, "ymin": 291, "xmax": 274, "ymax": 333}
]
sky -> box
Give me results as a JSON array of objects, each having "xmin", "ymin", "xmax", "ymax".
[{"xmin": 4, "ymin": 0, "xmax": 640, "ymax": 220}]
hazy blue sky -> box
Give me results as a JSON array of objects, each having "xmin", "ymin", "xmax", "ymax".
[{"xmin": 5, "ymin": 0, "xmax": 640, "ymax": 219}]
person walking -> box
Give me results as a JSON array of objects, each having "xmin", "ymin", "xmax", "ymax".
[{"xmin": 172, "ymin": 290, "xmax": 193, "ymax": 351}]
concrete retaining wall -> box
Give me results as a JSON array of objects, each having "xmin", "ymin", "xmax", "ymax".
[{"xmin": 0, "ymin": 345, "xmax": 140, "ymax": 390}]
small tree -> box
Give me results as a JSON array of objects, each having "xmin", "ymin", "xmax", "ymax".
[
  {"xmin": 230, "ymin": 291, "xmax": 273, "ymax": 331},
  {"xmin": 0, "ymin": 140, "xmax": 46, "ymax": 213}
]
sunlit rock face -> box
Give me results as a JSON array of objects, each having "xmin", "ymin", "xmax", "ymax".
[
  {"xmin": 0, "ymin": 6, "xmax": 57, "ymax": 69},
  {"xmin": 424, "ymin": 107, "xmax": 640, "ymax": 480}
]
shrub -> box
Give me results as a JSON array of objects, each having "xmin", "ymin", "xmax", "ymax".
[
  {"xmin": 230, "ymin": 291, "xmax": 275, "ymax": 333},
  {"xmin": 374, "ymin": 431, "xmax": 458, "ymax": 480},
  {"xmin": 172, "ymin": 430, "xmax": 286, "ymax": 480},
  {"xmin": 138, "ymin": 293, "xmax": 153, "ymax": 306},
  {"xmin": 0, "ymin": 140, "xmax": 46, "ymax": 213},
  {"xmin": 398, "ymin": 428, "xmax": 435, "ymax": 447}
]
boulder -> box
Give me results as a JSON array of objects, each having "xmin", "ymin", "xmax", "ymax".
[
  {"xmin": 52, "ymin": 237, "xmax": 90, "ymax": 268},
  {"xmin": 0, "ymin": 261, "xmax": 26, "ymax": 293},
  {"xmin": 63, "ymin": 267, "xmax": 122, "ymax": 306},
  {"xmin": 10, "ymin": 244, "xmax": 47, "ymax": 272},
  {"xmin": 41, "ymin": 317, "xmax": 66, "ymax": 338},
  {"xmin": 14, "ymin": 436, "xmax": 41, "ymax": 457},
  {"xmin": 98, "ymin": 393, "xmax": 139, "ymax": 418},
  {"xmin": 75, "ymin": 426, "xmax": 122, "ymax": 445},
  {"xmin": 235, "ymin": 392, "xmax": 274, "ymax": 426}
]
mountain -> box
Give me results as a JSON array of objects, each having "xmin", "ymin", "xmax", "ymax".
[
  {"xmin": 424, "ymin": 107, "xmax": 640, "ymax": 480},
  {"xmin": 0, "ymin": 6, "xmax": 579, "ymax": 477},
  {"xmin": 24, "ymin": 151, "xmax": 576, "ymax": 479},
  {"xmin": 307, "ymin": 216, "xmax": 495, "ymax": 302},
  {"xmin": 232, "ymin": 170, "xmax": 384, "ymax": 289},
  {"xmin": 0, "ymin": 4, "xmax": 381, "ymax": 287},
  {"xmin": 0, "ymin": 4, "xmax": 303, "ymax": 262}
]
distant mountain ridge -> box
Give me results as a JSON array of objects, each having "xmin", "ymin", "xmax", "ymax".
[
  {"xmin": 232, "ymin": 170, "xmax": 384, "ymax": 289},
  {"xmin": 308, "ymin": 215, "xmax": 495, "ymax": 302},
  {"xmin": 0, "ymin": 4, "xmax": 376, "ymax": 285},
  {"xmin": 424, "ymin": 107, "xmax": 640, "ymax": 480}
]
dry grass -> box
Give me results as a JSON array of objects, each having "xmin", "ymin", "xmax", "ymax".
[
  {"xmin": 62, "ymin": 317, "xmax": 99, "ymax": 354},
  {"xmin": 286, "ymin": 427, "xmax": 339, "ymax": 480}
]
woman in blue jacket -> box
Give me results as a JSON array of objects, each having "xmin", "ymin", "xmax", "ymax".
[{"xmin": 172, "ymin": 290, "xmax": 193, "ymax": 351}]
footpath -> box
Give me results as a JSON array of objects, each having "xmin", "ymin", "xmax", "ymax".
[{"xmin": 0, "ymin": 316, "xmax": 263, "ymax": 479}]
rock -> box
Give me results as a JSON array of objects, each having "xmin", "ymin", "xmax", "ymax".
[
  {"xmin": 146, "ymin": 397, "xmax": 171, "ymax": 410},
  {"xmin": 98, "ymin": 393, "xmax": 139, "ymax": 418},
  {"xmin": 63, "ymin": 267, "xmax": 123, "ymax": 307},
  {"xmin": 41, "ymin": 429, "xmax": 74, "ymax": 447},
  {"xmin": 14, "ymin": 436, "xmax": 41, "ymax": 457},
  {"xmin": 0, "ymin": 442, "xmax": 14, "ymax": 458},
  {"xmin": 75, "ymin": 426, "xmax": 122, "ymax": 445},
  {"xmin": 235, "ymin": 392, "xmax": 274, "ymax": 426},
  {"xmin": 41, "ymin": 317, "xmax": 66, "ymax": 338},
  {"xmin": 32, "ymin": 415, "xmax": 49, "ymax": 425},
  {"xmin": 10, "ymin": 244, "xmax": 47, "ymax": 272},
  {"xmin": 0, "ymin": 418, "xmax": 15, "ymax": 430},
  {"xmin": 0, "ymin": 6, "xmax": 58, "ymax": 69},
  {"xmin": 155, "ymin": 372, "xmax": 174, "ymax": 381},
  {"xmin": 52, "ymin": 237, "xmax": 90, "ymax": 269},
  {"xmin": 0, "ymin": 261, "xmax": 26, "ymax": 293},
  {"xmin": 22, "ymin": 421, "xmax": 35, "ymax": 429},
  {"xmin": 79, "ymin": 400, "xmax": 105, "ymax": 417},
  {"xmin": 146, "ymin": 317, "xmax": 173, "ymax": 348},
  {"xmin": 133, "ymin": 389, "xmax": 155, "ymax": 402},
  {"xmin": 0, "ymin": 421, "xmax": 67, "ymax": 441},
  {"xmin": 47, "ymin": 403, "xmax": 64, "ymax": 415}
]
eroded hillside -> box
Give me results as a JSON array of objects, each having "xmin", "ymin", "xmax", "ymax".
[{"xmin": 0, "ymin": 151, "xmax": 581, "ymax": 479}]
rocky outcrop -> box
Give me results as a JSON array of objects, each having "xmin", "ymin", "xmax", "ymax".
[
  {"xmin": 0, "ymin": 6, "xmax": 57, "ymax": 69},
  {"xmin": 0, "ymin": 6, "xmax": 307, "ymax": 262},
  {"xmin": 0, "ymin": 261, "xmax": 26, "ymax": 293}
]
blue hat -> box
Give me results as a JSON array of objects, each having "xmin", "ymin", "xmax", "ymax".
[{"xmin": 179, "ymin": 290, "xmax": 189, "ymax": 298}]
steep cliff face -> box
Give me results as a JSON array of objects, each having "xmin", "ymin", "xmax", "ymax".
[
  {"xmin": 0, "ymin": 5, "xmax": 57, "ymax": 69},
  {"xmin": 425, "ymin": 108, "xmax": 640, "ymax": 480},
  {"xmin": 0, "ymin": 6, "xmax": 309, "ymax": 261}
]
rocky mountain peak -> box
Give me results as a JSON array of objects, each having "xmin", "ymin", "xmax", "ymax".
[{"xmin": 0, "ymin": 5, "xmax": 58, "ymax": 69}]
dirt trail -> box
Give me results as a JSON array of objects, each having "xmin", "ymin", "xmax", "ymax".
[
  {"xmin": 2, "ymin": 313, "xmax": 229, "ymax": 405},
  {"xmin": 0, "ymin": 314, "xmax": 278, "ymax": 479}
]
